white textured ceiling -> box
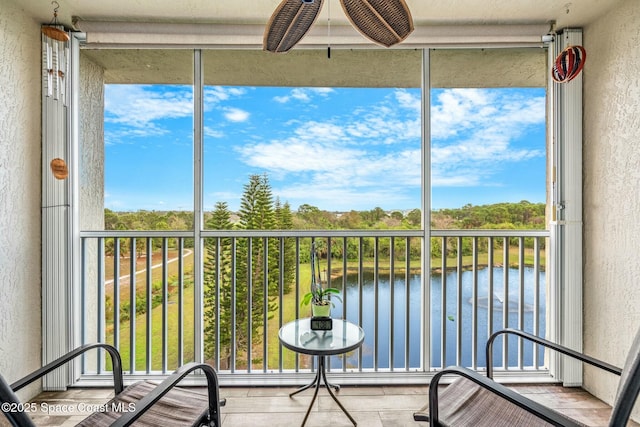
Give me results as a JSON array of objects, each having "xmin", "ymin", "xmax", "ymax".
[{"xmin": 16, "ymin": 0, "xmax": 622, "ymax": 31}]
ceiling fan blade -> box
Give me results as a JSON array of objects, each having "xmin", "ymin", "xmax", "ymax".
[
  {"xmin": 340, "ymin": 0, "xmax": 414, "ymax": 47},
  {"xmin": 264, "ymin": 0, "xmax": 325, "ymax": 53}
]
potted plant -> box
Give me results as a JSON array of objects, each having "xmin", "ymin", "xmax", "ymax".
[
  {"xmin": 301, "ymin": 285, "xmax": 342, "ymax": 318},
  {"xmin": 301, "ymin": 240, "xmax": 342, "ymax": 318}
]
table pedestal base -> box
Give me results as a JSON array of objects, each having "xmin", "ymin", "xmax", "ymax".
[{"xmin": 290, "ymin": 356, "xmax": 357, "ymax": 426}]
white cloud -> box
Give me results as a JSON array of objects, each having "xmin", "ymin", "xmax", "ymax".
[
  {"xmin": 235, "ymin": 97, "xmax": 422, "ymax": 208},
  {"xmin": 204, "ymin": 87, "xmax": 230, "ymax": 103},
  {"xmin": 395, "ymin": 89, "xmax": 421, "ymax": 113},
  {"xmin": 343, "ymin": 90, "xmax": 421, "ymax": 142},
  {"xmin": 233, "ymin": 107, "xmax": 420, "ymax": 184},
  {"xmin": 291, "ymin": 88, "xmax": 311, "ymax": 102},
  {"xmin": 224, "ymin": 107, "xmax": 250, "ymax": 123},
  {"xmin": 273, "ymin": 87, "xmax": 334, "ymax": 104},
  {"xmin": 204, "ymin": 126, "xmax": 224, "ymax": 138},
  {"xmin": 226, "ymin": 87, "xmax": 248, "ymax": 97},
  {"xmin": 276, "ymin": 184, "xmax": 415, "ymax": 211},
  {"xmin": 204, "ymin": 86, "xmax": 247, "ymax": 105},
  {"xmin": 105, "ymin": 85, "xmax": 193, "ymax": 129},
  {"xmin": 236, "ymin": 139, "xmax": 360, "ymax": 173},
  {"xmin": 431, "ymin": 88, "xmax": 544, "ymax": 141},
  {"xmin": 294, "ymin": 121, "xmax": 346, "ymax": 142},
  {"xmin": 429, "ymin": 88, "xmax": 545, "ymax": 186},
  {"xmin": 105, "ymin": 85, "xmax": 249, "ymax": 143}
]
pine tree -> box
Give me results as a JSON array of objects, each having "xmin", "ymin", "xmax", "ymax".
[
  {"xmin": 235, "ymin": 174, "xmax": 277, "ymax": 367},
  {"xmin": 203, "ymin": 202, "xmax": 233, "ymax": 366},
  {"xmin": 275, "ymin": 199, "xmax": 296, "ymax": 294}
]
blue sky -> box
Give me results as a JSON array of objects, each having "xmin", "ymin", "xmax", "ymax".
[{"xmin": 104, "ymin": 85, "xmax": 546, "ymax": 212}]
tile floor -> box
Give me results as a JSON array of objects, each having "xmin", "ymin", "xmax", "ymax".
[{"xmin": 18, "ymin": 383, "xmax": 640, "ymax": 426}]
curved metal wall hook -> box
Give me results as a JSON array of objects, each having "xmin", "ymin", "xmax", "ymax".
[
  {"xmin": 48, "ymin": 1, "xmax": 62, "ymax": 23},
  {"xmin": 42, "ymin": 0, "xmax": 70, "ymax": 41}
]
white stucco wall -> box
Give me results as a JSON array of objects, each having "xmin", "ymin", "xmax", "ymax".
[
  {"xmin": 0, "ymin": 0, "xmax": 43, "ymax": 398},
  {"xmin": 583, "ymin": 0, "xmax": 640, "ymax": 416},
  {"xmin": 79, "ymin": 54, "xmax": 105, "ymax": 359},
  {"xmin": 79, "ymin": 55, "xmax": 105, "ymax": 230}
]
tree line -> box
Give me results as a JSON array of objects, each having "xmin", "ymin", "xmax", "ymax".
[{"xmin": 104, "ymin": 201, "xmax": 544, "ymax": 233}]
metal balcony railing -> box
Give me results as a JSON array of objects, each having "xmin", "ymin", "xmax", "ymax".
[{"xmin": 79, "ymin": 229, "xmax": 549, "ymax": 384}]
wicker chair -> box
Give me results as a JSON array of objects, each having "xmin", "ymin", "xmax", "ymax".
[
  {"xmin": 0, "ymin": 343, "xmax": 224, "ymax": 427},
  {"xmin": 414, "ymin": 328, "xmax": 640, "ymax": 426}
]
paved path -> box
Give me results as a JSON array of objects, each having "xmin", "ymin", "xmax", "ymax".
[{"xmin": 105, "ymin": 249, "xmax": 192, "ymax": 287}]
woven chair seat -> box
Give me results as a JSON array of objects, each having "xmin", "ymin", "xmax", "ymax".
[
  {"xmin": 77, "ymin": 380, "xmax": 209, "ymax": 427},
  {"xmin": 414, "ymin": 377, "xmax": 586, "ymax": 427}
]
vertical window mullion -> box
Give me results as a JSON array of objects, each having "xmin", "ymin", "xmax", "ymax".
[{"xmin": 193, "ymin": 49, "xmax": 204, "ymax": 363}]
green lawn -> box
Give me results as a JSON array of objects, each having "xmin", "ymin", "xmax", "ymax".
[
  {"xmin": 109, "ymin": 283, "xmax": 196, "ymax": 372},
  {"xmin": 105, "ymin": 250, "xmax": 196, "ymax": 372}
]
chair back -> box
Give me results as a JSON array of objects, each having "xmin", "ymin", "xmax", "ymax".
[
  {"xmin": 610, "ymin": 327, "xmax": 640, "ymax": 426},
  {"xmin": 0, "ymin": 374, "xmax": 36, "ymax": 427}
]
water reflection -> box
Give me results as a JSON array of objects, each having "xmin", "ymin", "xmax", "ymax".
[{"xmin": 328, "ymin": 267, "xmax": 546, "ymax": 370}]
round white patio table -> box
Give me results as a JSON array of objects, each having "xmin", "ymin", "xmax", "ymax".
[{"xmin": 278, "ymin": 317, "xmax": 365, "ymax": 427}]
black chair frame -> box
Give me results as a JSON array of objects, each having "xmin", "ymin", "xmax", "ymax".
[{"xmin": 424, "ymin": 327, "xmax": 640, "ymax": 427}]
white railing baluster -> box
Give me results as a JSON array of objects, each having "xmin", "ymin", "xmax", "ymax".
[
  {"xmin": 373, "ymin": 236, "xmax": 379, "ymax": 371},
  {"xmin": 358, "ymin": 237, "xmax": 364, "ymax": 370},
  {"xmin": 456, "ymin": 236, "xmax": 463, "ymax": 366},
  {"xmin": 518, "ymin": 237, "xmax": 526, "ymax": 369},
  {"xmin": 278, "ymin": 237, "xmax": 285, "ymax": 372},
  {"xmin": 145, "ymin": 237, "xmax": 152, "ymax": 374},
  {"xmin": 487, "ymin": 236, "xmax": 494, "ymax": 370},
  {"xmin": 389, "ymin": 237, "xmax": 395, "ymax": 371},
  {"xmin": 97, "ymin": 237, "xmax": 105, "ymax": 374},
  {"xmin": 230, "ymin": 237, "xmax": 237, "ymax": 373},
  {"xmin": 161, "ymin": 238, "xmax": 168, "ymax": 373},
  {"xmin": 177, "ymin": 237, "xmax": 184, "ymax": 367},
  {"xmin": 341, "ymin": 237, "xmax": 348, "ymax": 371},
  {"xmin": 405, "ymin": 238, "xmax": 411, "ymax": 371},
  {"xmin": 262, "ymin": 236, "xmax": 269, "ymax": 373},
  {"xmin": 503, "ymin": 237, "xmax": 510, "ymax": 369},
  {"xmin": 246, "ymin": 237, "xmax": 252, "ymax": 373},
  {"xmin": 471, "ymin": 237, "xmax": 479, "ymax": 370},
  {"xmin": 440, "ymin": 236, "xmax": 447, "ymax": 369},
  {"xmin": 113, "ymin": 239, "xmax": 120, "ymax": 353},
  {"xmin": 129, "ymin": 237, "xmax": 136, "ymax": 373},
  {"xmin": 533, "ymin": 236, "xmax": 541, "ymax": 369}
]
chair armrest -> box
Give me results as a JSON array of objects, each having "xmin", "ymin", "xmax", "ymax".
[
  {"xmin": 486, "ymin": 328, "xmax": 622, "ymax": 379},
  {"xmin": 110, "ymin": 362, "xmax": 224, "ymax": 427},
  {"xmin": 11, "ymin": 343, "xmax": 124, "ymax": 395},
  {"xmin": 429, "ymin": 366, "xmax": 584, "ymax": 427}
]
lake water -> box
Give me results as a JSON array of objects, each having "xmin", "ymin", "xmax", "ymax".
[{"xmin": 328, "ymin": 267, "xmax": 546, "ymax": 370}]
